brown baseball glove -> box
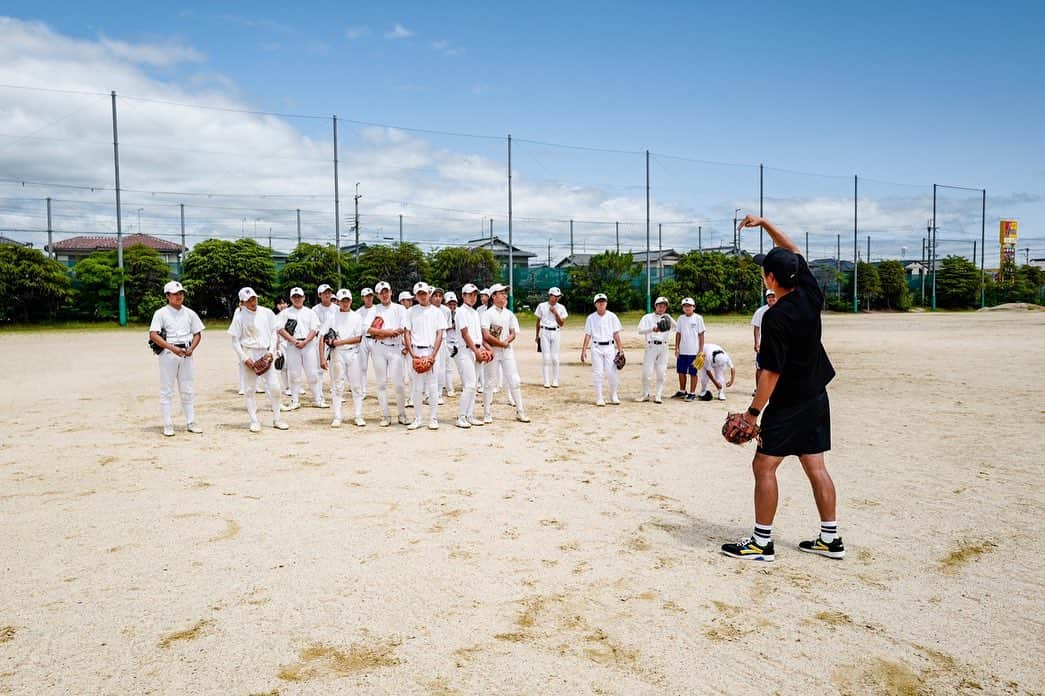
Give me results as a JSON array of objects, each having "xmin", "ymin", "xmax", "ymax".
[
  {"xmin": 614, "ymin": 351, "xmax": 626, "ymax": 370},
  {"xmin": 370, "ymin": 316, "xmax": 384, "ymax": 331},
  {"xmin": 722, "ymin": 412, "xmax": 760, "ymax": 445},
  {"xmin": 412, "ymin": 355, "xmax": 434, "ymax": 373},
  {"xmin": 253, "ymin": 353, "xmax": 273, "ymax": 376},
  {"xmin": 476, "ymin": 348, "xmax": 493, "ymax": 363}
]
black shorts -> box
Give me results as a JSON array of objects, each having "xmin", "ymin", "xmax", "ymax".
[{"xmin": 757, "ymin": 391, "xmax": 831, "ymax": 457}]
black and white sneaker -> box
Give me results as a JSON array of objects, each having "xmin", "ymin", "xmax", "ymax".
[
  {"xmin": 798, "ymin": 536, "xmax": 846, "ymax": 559},
  {"xmin": 721, "ymin": 536, "xmax": 775, "ymax": 562},
  {"xmin": 670, "ymin": 391, "xmax": 687, "ymax": 399}
]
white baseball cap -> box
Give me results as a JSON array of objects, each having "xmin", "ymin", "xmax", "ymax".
[
  {"xmin": 360, "ymin": 287, "xmax": 374, "ymax": 296},
  {"xmin": 765, "ymin": 289, "xmax": 776, "ymax": 296},
  {"xmin": 413, "ymin": 281, "xmax": 431, "ymax": 295},
  {"xmin": 593, "ymin": 293, "xmax": 608, "ymax": 303},
  {"xmin": 289, "ymin": 286, "xmax": 305, "ymax": 297},
  {"xmin": 398, "ymin": 291, "xmax": 413, "ymax": 301},
  {"xmin": 488, "ymin": 283, "xmax": 509, "ymax": 294},
  {"xmin": 375, "ymin": 281, "xmax": 392, "ymax": 292},
  {"xmin": 479, "ymin": 288, "xmax": 490, "ymax": 296},
  {"xmin": 681, "ymin": 297, "xmax": 695, "ymax": 306},
  {"xmin": 335, "ymin": 288, "xmax": 352, "ymax": 301},
  {"xmin": 444, "ymin": 291, "xmax": 458, "ymax": 303},
  {"xmin": 461, "ymin": 283, "xmax": 479, "ymax": 294},
  {"xmin": 655, "ymin": 296, "xmax": 669, "ymax": 306},
  {"xmin": 317, "ymin": 283, "xmax": 333, "ymax": 294},
  {"xmin": 548, "ymin": 286, "xmax": 562, "ymax": 296},
  {"xmin": 238, "ymin": 286, "xmax": 257, "ymax": 302},
  {"xmin": 163, "ymin": 281, "xmax": 184, "ymax": 294}
]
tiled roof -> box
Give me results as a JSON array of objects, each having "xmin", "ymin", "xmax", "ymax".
[{"xmin": 50, "ymin": 233, "xmax": 184, "ymax": 252}]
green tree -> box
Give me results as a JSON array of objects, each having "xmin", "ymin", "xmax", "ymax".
[
  {"xmin": 428, "ymin": 247, "xmax": 499, "ymax": 293},
  {"xmin": 990, "ymin": 262, "xmax": 1043, "ymax": 305},
  {"xmin": 565, "ymin": 251, "xmax": 641, "ymax": 312},
  {"xmin": 877, "ymin": 259, "xmax": 911, "ymax": 310},
  {"xmin": 73, "ymin": 245, "xmax": 171, "ymax": 320},
  {"xmin": 672, "ymin": 251, "xmax": 730, "ymax": 313},
  {"xmin": 0, "ymin": 244, "xmax": 71, "ymax": 322},
  {"xmin": 72, "ymin": 253, "xmax": 120, "ymax": 319},
  {"xmin": 356, "ymin": 243, "xmax": 428, "ymax": 293},
  {"xmin": 181, "ymin": 238, "xmax": 276, "ymax": 317},
  {"xmin": 856, "ymin": 261, "xmax": 881, "ymax": 311},
  {"xmin": 652, "ymin": 278, "xmax": 684, "ymax": 309},
  {"xmin": 278, "ymin": 243, "xmax": 355, "ymax": 299},
  {"xmin": 936, "ymin": 255, "xmax": 979, "ymax": 309}
]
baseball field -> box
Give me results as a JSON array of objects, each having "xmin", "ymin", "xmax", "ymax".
[{"xmin": 1, "ymin": 309, "xmax": 1043, "ymax": 695}]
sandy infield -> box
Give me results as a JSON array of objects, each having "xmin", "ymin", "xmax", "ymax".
[{"xmin": 1, "ymin": 310, "xmax": 1043, "ymax": 695}]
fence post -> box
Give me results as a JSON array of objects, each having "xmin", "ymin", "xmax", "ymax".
[
  {"xmin": 111, "ymin": 90, "xmax": 126, "ymax": 326},
  {"xmin": 852, "ymin": 174, "xmax": 858, "ymax": 314}
]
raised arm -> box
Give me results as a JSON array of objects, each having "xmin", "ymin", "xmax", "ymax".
[{"xmin": 738, "ymin": 215, "xmax": 799, "ymax": 254}]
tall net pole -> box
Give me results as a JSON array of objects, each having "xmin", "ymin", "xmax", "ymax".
[{"xmin": 111, "ymin": 90, "xmax": 126, "ymax": 326}]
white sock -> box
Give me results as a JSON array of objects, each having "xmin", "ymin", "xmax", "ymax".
[
  {"xmin": 753, "ymin": 523, "xmax": 772, "ymax": 546},
  {"xmin": 820, "ymin": 521, "xmax": 838, "ymax": 543}
]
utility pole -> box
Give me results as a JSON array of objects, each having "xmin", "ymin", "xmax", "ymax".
[
  {"xmin": 836, "ymin": 233, "xmax": 841, "ymax": 301},
  {"xmin": 399, "ymin": 214, "xmax": 403, "ymax": 245},
  {"xmin": 852, "ymin": 175, "xmax": 858, "ymax": 314},
  {"xmin": 489, "ymin": 218, "xmax": 493, "ymax": 239},
  {"xmin": 980, "ymin": 190, "xmax": 987, "ymax": 309},
  {"xmin": 547, "ymin": 239, "xmax": 551, "ymax": 268},
  {"xmin": 179, "ymin": 203, "xmax": 185, "ymax": 277},
  {"xmin": 733, "ymin": 208, "xmax": 741, "ymax": 254},
  {"xmin": 698, "ymin": 225, "xmax": 702, "ymax": 251},
  {"xmin": 111, "ymin": 90, "xmax": 126, "ymax": 326},
  {"xmin": 354, "ymin": 182, "xmax": 361, "ymax": 260},
  {"xmin": 570, "ymin": 220, "xmax": 574, "ymax": 256},
  {"xmin": 333, "ymin": 115, "xmax": 341, "ymax": 284},
  {"xmin": 759, "ymin": 163, "xmax": 764, "ymax": 255},
  {"xmin": 268, "ymin": 227, "xmax": 272, "ymax": 250},
  {"xmin": 615, "ymin": 221, "xmax": 620, "ymax": 253},
  {"xmin": 645, "ymin": 149, "xmax": 651, "ymax": 313},
  {"xmin": 296, "ymin": 208, "xmax": 301, "ymax": 246},
  {"xmin": 921, "ymin": 234, "xmax": 927, "ymax": 305},
  {"xmin": 46, "ymin": 197, "xmax": 53, "ymax": 260},
  {"xmin": 806, "ymin": 231, "xmax": 810, "ymax": 259},
  {"xmin": 507, "ymin": 134, "xmax": 514, "ymax": 310},
  {"xmin": 931, "ymin": 183, "xmax": 938, "ymax": 310},
  {"xmin": 658, "ymin": 223, "xmax": 663, "ymax": 283},
  {"xmin": 866, "ymin": 235, "xmax": 870, "ymax": 264}
]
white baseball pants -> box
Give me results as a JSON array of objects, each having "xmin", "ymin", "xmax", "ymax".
[
  {"xmin": 700, "ymin": 364, "xmax": 728, "ymax": 395},
  {"xmin": 330, "ymin": 349, "xmax": 364, "ymax": 421},
  {"xmin": 359, "ymin": 337, "xmax": 373, "ymax": 396},
  {"xmin": 285, "ymin": 341, "xmax": 323, "ymax": 405},
  {"xmin": 158, "ymin": 350, "xmax": 195, "ymax": 427},
  {"xmin": 590, "ymin": 344, "xmax": 618, "ymax": 401},
  {"xmin": 240, "ymin": 348, "xmax": 282, "ymax": 425},
  {"xmin": 483, "ymin": 348, "xmax": 523, "ymax": 418},
  {"xmin": 450, "ymin": 346, "xmax": 478, "ymax": 418},
  {"xmin": 372, "ymin": 342, "xmax": 407, "ymax": 420},
  {"xmin": 411, "ymin": 347, "xmax": 440, "ymax": 424},
  {"xmin": 641, "ymin": 342, "xmax": 669, "ymax": 399},
  {"xmin": 539, "ymin": 327, "xmax": 562, "ymax": 385}
]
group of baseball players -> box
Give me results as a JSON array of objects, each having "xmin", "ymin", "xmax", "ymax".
[{"xmin": 148, "ymin": 214, "xmax": 843, "ymax": 564}]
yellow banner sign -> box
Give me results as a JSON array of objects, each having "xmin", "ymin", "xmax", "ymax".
[{"xmin": 999, "ymin": 219, "xmax": 1018, "ymax": 245}]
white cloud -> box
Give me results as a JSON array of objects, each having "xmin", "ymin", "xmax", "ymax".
[
  {"xmin": 99, "ymin": 36, "xmax": 205, "ymax": 67},
  {"xmin": 346, "ymin": 25, "xmax": 370, "ymax": 40},
  {"xmin": 385, "ymin": 23, "xmax": 414, "ymax": 39}
]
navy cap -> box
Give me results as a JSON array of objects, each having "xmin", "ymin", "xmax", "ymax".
[{"xmin": 753, "ymin": 248, "xmax": 800, "ymax": 284}]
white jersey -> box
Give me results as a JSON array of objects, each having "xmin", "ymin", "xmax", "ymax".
[
  {"xmin": 406, "ymin": 304, "xmax": 448, "ymax": 347},
  {"xmin": 583, "ymin": 311, "xmax": 622, "ymax": 343},
  {"xmin": 676, "ymin": 313, "xmax": 706, "ymax": 355},
  {"xmin": 481, "ymin": 305, "xmax": 519, "ymax": 351},
  {"xmin": 751, "ymin": 304, "xmax": 770, "ymax": 328},
  {"xmin": 320, "ymin": 310, "xmax": 365, "ymax": 353},
  {"xmin": 150, "ymin": 305, "xmax": 205, "ymax": 345},
  {"xmin": 312, "ymin": 302, "xmax": 338, "ymax": 328},
  {"xmin": 637, "ymin": 311, "xmax": 675, "ymax": 341},
  {"xmin": 535, "ymin": 301, "xmax": 568, "ymax": 329},
  {"xmin": 277, "ymin": 305, "xmax": 321, "ymax": 339},
  {"xmin": 703, "ymin": 343, "xmax": 734, "ymax": 369},
  {"xmin": 370, "ymin": 302, "xmax": 408, "ymax": 343},
  {"xmin": 356, "ymin": 304, "xmax": 377, "ymax": 332},
  {"xmin": 455, "ymin": 304, "xmax": 483, "ymax": 348},
  {"xmin": 226, "ymin": 306, "xmax": 278, "ymax": 353}
]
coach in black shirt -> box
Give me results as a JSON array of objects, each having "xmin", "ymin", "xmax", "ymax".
[{"xmin": 721, "ymin": 216, "xmax": 845, "ymax": 563}]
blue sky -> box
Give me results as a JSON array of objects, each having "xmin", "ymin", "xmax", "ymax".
[{"xmin": 1, "ymin": 2, "xmax": 1042, "ymax": 261}]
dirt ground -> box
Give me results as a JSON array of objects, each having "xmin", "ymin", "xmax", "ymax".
[{"xmin": 1, "ymin": 310, "xmax": 1043, "ymax": 695}]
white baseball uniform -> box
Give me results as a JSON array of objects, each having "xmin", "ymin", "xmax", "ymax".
[
  {"xmin": 319, "ymin": 309, "xmax": 365, "ymax": 423},
  {"xmin": 227, "ymin": 306, "xmax": 283, "ymax": 427},
  {"xmin": 232, "ymin": 305, "xmax": 247, "ymax": 394},
  {"xmin": 751, "ymin": 304, "xmax": 770, "ymax": 369},
  {"xmin": 700, "ymin": 343, "xmax": 734, "ymax": 396},
  {"xmin": 476, "ymin": 303, "xmax": 489, "ymax": 392},
  {"xmin": 450, "ymin": 303, "xmax": 481, "ymax": 419},
  {"xmin": 406, "ymin": 304, "xmax": 448, "ymax": 425},
  {"xmin": 534, "ymin": 301, "xmax": 568, "ymax": 387},
  {"xmin": 357, "ymin": 303, "xmax": 376, "ymax": 397},
  {"xmin": 150, "ymin": 304, "xmax": 205, "ymax": 429},
  {"xmin": 481, "ymin": 305, "xmax": 526, "ymax": 419},
  {"xmin": 369, "ymin": 301, "xmax": 409, "ymax": 422},
  {"xmin": 584, "ymin": 310, "xmax": 622, "ymax": 402},
  {"xmin": 437, "ymin": 303, "xmax": 454, "ymax": 395},
  {"xmin": 637, "ymin": 311, "xmax": 676, "ymax": 400},
  {"xmin": 277, "ymin": 305, "xmax": 324, "ymax": 406},
  {"xmin": 313, "ymin": 301, "xmax": 338, "ymax": 395}
]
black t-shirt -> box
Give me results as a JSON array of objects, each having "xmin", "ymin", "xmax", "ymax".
[{"xmin": 757, "ymin": 254, "xmax": 835, "ymax": 407}]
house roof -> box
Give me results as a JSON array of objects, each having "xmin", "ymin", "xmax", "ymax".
[
  {"xmin": 467, "ymin": 236, "xmax": 536, "ymax": 258},
  {"xmin": 0, "ymin": 235, "xmax": 31, "ymax": 247},
  {"xmin": 554, "ymin": 253, "xmax": 594, "ymax": 268},
  {"xmin": 47, "ymin": 233, "xmax": 184, "ymax": 253},
  {"xmin": 631, "ymin": 249, "xmax": 679, "ymax": 262}
]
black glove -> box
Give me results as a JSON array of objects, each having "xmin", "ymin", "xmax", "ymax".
[{"xmin": 148, "ymin": 327, "xmax": 166, "ymax": 355}]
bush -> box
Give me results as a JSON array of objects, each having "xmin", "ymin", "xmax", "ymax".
[
  {"xmin": 0, "ymin": 244, "xmax": 71, "ymax": 322},
  {"xmin": 181, "ymin": 238, "xmax": 276, "ymax": 318}
]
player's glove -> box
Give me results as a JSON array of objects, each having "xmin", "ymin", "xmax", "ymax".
[
  {"xmin": 148, "ymin": 327, "xmax": 166, "ymax": 355},
  {"xmin": 274, "ymin": 354, "xmax": 285, "ymax": 370},
  {"xmin": 370, "ymin": 316, "xmax": 384, "ymax": 333},
  {"xmin": 253, "ymin": 353, "xmax": 274, "ymax": 376},
  {"xmin": 695, "ymin": 352, "xmax": 705, "ymax": 371},
  {"xmin": 656, "ymin": 316, "xmax": 671, "ymax": 333},
  {"xmin": 283, "ymin": 318, "xmax": 298, "ymax": 337},
  {"xmin": 476, "ymin": 348, "xmax": 493, "ymax": 363},
  {"xmin": 722, "ymin": 412, "xmax": 760, "ymax": 446},
  {"xmin": 412, "ymin": 355, "xmax": 434, "ymax": 373},
  {"xmin": 323, "ymin": 328, "xmax": 338, "ymax": 348},
  {"xmin": 614, "ymin": 351, "xmax": 626, "ymax": 370}
]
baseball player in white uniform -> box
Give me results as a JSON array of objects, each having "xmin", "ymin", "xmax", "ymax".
[
  {"xmin": 312, "ymin": 283, "xmax": 337, "ymax": 399},
  {"xmin": 580, "ymin": 293, "xmax": 624, "ymax": 406},
  {"xmin": 673, "ymin": 297, "xmax": 706, "ymax": 402},
  {"xmin": 476, "ymin": 289, "xmax": 490, "ymax": 394},
  {"xmin": 430, "ymin": 288, "xmax": 451, "ymax": 402},
  {"xmin": 227, "ymin": 287, "xmax": 288, "ymax": 432},
  {"xmin": 357, "ymin": 288, "xmax": 376, "ymax": 398},
  {"xmin": 149, "ymin": 281, "xmax": 205, "ymax": 436},
  {"xmin": 699, "ymin": 343, "xmax": 736, "ymax": 401},
  {"xmin": 369, "ymin": 281, "xmax": 410, "ymax": 427},
  {"xmin": 398, "ymin": 291, "xmax": 414, "ymax": 392},
  {"xmin": 233, "ymin": 299, "xmax": 247, "ymax": 395},
  {"xmin": 277, "ymin": 287, "xmax": 326, "ymax": 409},
  {"xmin": 635, "ymin": 296, "xmax": 676, "ymax": 404},
  {"xmin": 404, "ymin": 282, "xmax": 448, "ymax": 430},
  {"xmin": 534, "ymin": 287, "xmax": 568, "ymax": 388},
  {"xmin": 274, "ymin": 296, "xmax": 292, "ymax": 396},
  {"xmin": 455, "ymin": 283, "xmax": 486, "ymax": 427},
  {"xmin": 480, "ymin": 283, "xmax": 530, "ymax": 423},
  {"xmin": 751, "ymin": 289, "xmax": 777, "ymax": 389},
  {"xmin": 318, "ymin": 289, "xmax": 366, "ymax": 427}
]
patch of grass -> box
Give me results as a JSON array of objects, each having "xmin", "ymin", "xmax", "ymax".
[
  {"xmin": 0, "ymin": 626, "xmax": 15, "ymax": 644},
  {"xmin": 277, "ymin": 639, "xmax": 401, "ymax": 682},
  {"xmin": 157, "ymin": 619, "xmax": 212, "ymax": 648},
  {"xmin": 0, "ymin": 320, "xmax": 152, "ymax": 333},
  {"xmin": 938, "ymin": 539, "xmax": 997, "ymax": 574}
]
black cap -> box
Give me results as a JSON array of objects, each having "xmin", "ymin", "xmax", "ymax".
[{"xmin": 753, "ymin": 248, "xmax": 800, "ymax": 285}]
